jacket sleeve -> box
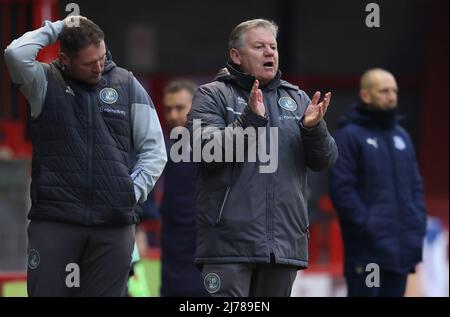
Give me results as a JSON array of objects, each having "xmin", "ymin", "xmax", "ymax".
[
  {"xmin": 409, "ymin": 142, "xmax": 427, "ymax": 228},
  {"xmin": 298, "ymin": 92, "xmax": 338, "ymax": 171},
  {"xmin": 329, "ymin": 128, "xmax": 368, "ymax": 227},
  {"xmin": 130, "ymin": 77, "xmax": 167, "ymax": 203},
  {"xmin": 4, "ymin": 20, "xmax": 64, "ymax": 118},
  {"xmin": 186, "ymin": 84, "xmax": 268, "ymax": 169}
]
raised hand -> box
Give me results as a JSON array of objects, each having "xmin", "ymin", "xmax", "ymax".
[
  {"xmin": 303, "ymin": 91, "xmax": 331, "ymax": 128},
  {"xmin": 63, "ymin": 15, "xmax": 87, "ymax": 28},
  {"xmin": 248, "ymin": 80, "xmax": 266, "ymax": 117}
]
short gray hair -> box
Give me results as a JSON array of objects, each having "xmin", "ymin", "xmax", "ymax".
[{"xmin": 228, "ymin": 19, "xmax": 279, "ymax": 49}]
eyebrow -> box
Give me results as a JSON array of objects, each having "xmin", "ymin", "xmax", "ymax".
[
  {"xmin": 253, "ymin": 40, "xmax": 277, "ymax": 46},
  {"xmin": 84, "ymin": 53, "xmax": 106, "ymax": 65}
]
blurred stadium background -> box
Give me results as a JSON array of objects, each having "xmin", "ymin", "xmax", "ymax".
[{"xmin": 0, "ymin": 0, "xmax": 448, "ymax": 296}]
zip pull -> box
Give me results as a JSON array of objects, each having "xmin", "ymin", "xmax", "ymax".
[{"xmin": 215, "ymin": 187, "xmax": 231, "ymax": 225}]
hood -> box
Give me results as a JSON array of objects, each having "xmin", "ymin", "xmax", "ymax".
[
  {"xmin": 214, "ymin": 61, "xmax": 282, "ymax": 91},
  {"xmin": 338, "ymin": 100, "xmax": 403, "ymax": 130},
  {"xmin": 102, "ymin": 49, "xmax": 116, "ymax": 73}
]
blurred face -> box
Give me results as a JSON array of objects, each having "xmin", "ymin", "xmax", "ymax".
[
  {"xmin": 230, "ymin": 27, "xmax": 279, "ymax": 85},
  {"xmin": 61, "ymin": 40, "xmax": 106, "ymax": 84},
  {"xmin": 361, "ymin": 73, "xmax": 398, "ymax": 110},
  {"xmin": 163, "ymin": 89, "xmax": 193, "ymax": 129}
]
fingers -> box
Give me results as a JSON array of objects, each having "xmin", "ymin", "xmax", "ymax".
[
  {"xmin": 249, "ymin": 80, "xmax": 258, "ymax": 103},
  {"xmin": 317, "ymin": 92, "xmax": 331, "ymax": 116},
  {"xmin": 251, "ymin": 80, "xmax": 259, "ymax": 96},
  {"xmin": 322, "ymin": 92, "xmax": 331, "ymax": 110},
  {"xmin": 311, "ymin": 91, "xmax": 321, "ymax": 105},
  {"xmin": 256, "ymin": 88, "xmax": 263, "ymax": 103},
  {"xmin": 250, "ymin": 79, "xmax": 264, "ymax": 105},
  {"xmin": 64, "ymin": 16, "xmax": 87, "ymax": 27}
]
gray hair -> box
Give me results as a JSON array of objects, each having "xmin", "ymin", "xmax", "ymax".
[{"xmin": 228, "ymin": 19, "xmax": 279, "ymax": 49}]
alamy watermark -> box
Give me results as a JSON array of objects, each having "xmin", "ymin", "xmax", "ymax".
[
  {"xmin": 65, "ymin": 263, "xmax": 80, "ymax": 288},
  {"xmin": 65, "ymin": 3, "xmax": 81, "ymax": 27},
  {"xmin": 169, "ymin": 119, "xmax": 279, "ymax": 174},
  {"xmin": 365, "ymin": 263, "xmax": 380, "ymax": 288},
  {"xmin": 365, "ymin": 3, "xmax": 380, "ymax": 28}
]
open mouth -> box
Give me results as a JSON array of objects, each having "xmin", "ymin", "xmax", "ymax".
[{"xmin": 263, "ymin": 61, "xmax": 274, "ymax": 68}]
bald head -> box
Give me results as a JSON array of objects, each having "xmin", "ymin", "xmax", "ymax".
[{"xmin": 359, "ymin": 68, "xmax": 398, "ymax": 110}]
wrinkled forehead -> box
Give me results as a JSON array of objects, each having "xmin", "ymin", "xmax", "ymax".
[{"xmin": 242, "ymin": 26, "xmax": 277, "ymax": 45}]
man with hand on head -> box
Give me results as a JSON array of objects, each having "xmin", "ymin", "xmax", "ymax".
[{"xmin": 4, "ymin": 15, "xmax": 167, "ymax": 296}]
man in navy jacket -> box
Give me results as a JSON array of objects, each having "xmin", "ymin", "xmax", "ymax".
[
  {"xmin": 329, "ymin": 68, "xmax": 427, "ymax": 297},
  {"xmin": 159, "ymin": 80, "xmax": 208, "ymax": 297}
]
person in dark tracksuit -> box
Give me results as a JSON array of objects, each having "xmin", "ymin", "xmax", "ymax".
[
  {"xmin": 329, "ymin": 68, "xmax": 427, "ymax": 297},
  {"xmin": 159, "ymin": 80, "xmax": 208, "ymax": 297},
  {"xmin": 4, "ymin": 16, "xmax": 167, "ymax": 296},
  {"xmin": 187, "ymin": 19, "xmax": 338, "ymax": 297}
]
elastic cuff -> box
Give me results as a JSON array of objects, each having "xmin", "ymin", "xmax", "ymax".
[
  {"xmin": 300, "ymin": 118, "xmax": 327, "ymax": 136},
  {"xmin": 242, "ymin": 106, "xmax": 268, "ymax": 128}
]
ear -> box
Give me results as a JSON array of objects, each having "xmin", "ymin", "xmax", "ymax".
[
  {"xmin": 229, "ymin": 48, "xmax": 241, "ymax": 65},
  {"xmin": 360, "ymin": 89, "xmax": 371, "ymax": 104},
  {"xmin": 60, "ymin": 52, "xmax": 70, "ymax": 68}
]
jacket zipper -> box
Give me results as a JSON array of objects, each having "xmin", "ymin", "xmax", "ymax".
[
  {"xmin": 267, "ymin": 173, "xmax": 274, "ymax": 242},
  {"xmin": 384, "ymin": 131, "xmax": 402, "ymax": 268},
  {"xmin": 85, "ymin": 93, "xmax": 95, "ymax": 224},
  {"xmin": 215, "ymin": 186, "xmax": 231, "ymax": 225},
  {"xmin": 264, "ymin": 97, "xmax": 275, "ymax": 261}
]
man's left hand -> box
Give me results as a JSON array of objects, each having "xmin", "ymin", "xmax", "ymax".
[{"xmin": 302, "ymin": 91, "xmax": 331, "ymax": 128}]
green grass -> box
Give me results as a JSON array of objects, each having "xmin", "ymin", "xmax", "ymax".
[
  {"xmin": 1, "ymin": 259, "xmax": 161, "ymax": 297},
  {"xmin": 128, "ymin": 259, "xmax": 161, "ymax": 297},
  {"xmin": 2, "ymin": 281, "xmax": 27, "ymax": 297}
]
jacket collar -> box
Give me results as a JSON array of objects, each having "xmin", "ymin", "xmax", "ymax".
[
  {"xmin": 215, "ymin": 61, "xmax": 282, "ymax": 91},
  {"xmin": 338, "ymin": 101, "xmax": 402, "ymax": 130}
]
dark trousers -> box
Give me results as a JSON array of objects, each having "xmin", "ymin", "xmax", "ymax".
[
  {"xmin": 201, "ymin": 263, "xmax": 298, "ymax": 297},
  {"xmin": 27, "ymin": 220, "xmax": 134, "ymax": 297},
  {"xmin": 345, "ymin": 266, "xmax": 408, "ymax": 297}
]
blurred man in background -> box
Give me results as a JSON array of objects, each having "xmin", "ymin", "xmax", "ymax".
[
  {"xmin": 4, "ymin": 16, "xmax": 167, "ymax": 296},
  {"xmin": 187, "ymin": 19, "xmax": 337, "ymax": 297},
  {"xmin": 329, "ymin": 68, "xmax": 427, "ymax": 297},
  {"xmin": 159, "ymin": 80, "xmax": 208, "ymax": 297}
]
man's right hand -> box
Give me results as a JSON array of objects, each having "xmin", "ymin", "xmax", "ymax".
[
  {"xmin": 249, "ymin": 79, "xmax": 266, "ymax": 117},
  {"xmin": 63, "ymin": 15, "xmax": 87, "ymax": 28}
]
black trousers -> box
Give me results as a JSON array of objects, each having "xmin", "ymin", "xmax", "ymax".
[
  {"xmin": 201, "ymin": 263, "xmax": 298, "ymax": 297},
  {"xmin": 27, "ymin": 220, "xmax": 134, "ymax": 297},
  {"xmin": 345, "ymin": 266, "xmax": 408, "ymax": 297}
]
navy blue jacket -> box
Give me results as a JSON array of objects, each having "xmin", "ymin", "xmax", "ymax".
[
  {"xmin": 160, "ymin": 138, "xmax": 207, "ymax": 297},
  {"xmin": 329, "ymin": 103, "xmax": 427, "ymax": 274}
]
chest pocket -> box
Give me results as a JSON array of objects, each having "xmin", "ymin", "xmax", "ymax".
[
  {"xmin": 223, "ymin": 85, "xmax": 248, "ymax": 124},
  {"xmin": 95, "ymin": 74, "xmax": 134, "ymax": 150}
]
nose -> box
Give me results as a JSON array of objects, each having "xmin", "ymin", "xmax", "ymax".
[
  {"xmin": 93, "ymin": 61, "xmax": 103, "ymax": 74},
  {"xmin": 389, "ymin": 90, "xmax": 397, "ymax": 101},
  {"xmin": 264, "ymin": 46, "xmax": 275, "ymax": 56}
]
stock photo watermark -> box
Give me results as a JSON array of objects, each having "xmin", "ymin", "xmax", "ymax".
[
  {"xmin": 365, "ymin": 3, "xmax": 380, "ymax": 28},
  {"xmin": 169, "ymin": 119, "xmax": 279, "ymax": 174},
  {"xmin": 365, "ymin": 263, "xmax": 380, "ymax": 288},
  {"xmin": 65, "ymin": 3, "xmax": 81, "ymax": 27},
  {"xmin": 65, "ymin": 263, "xmax": 80, "ymax": 288}
]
